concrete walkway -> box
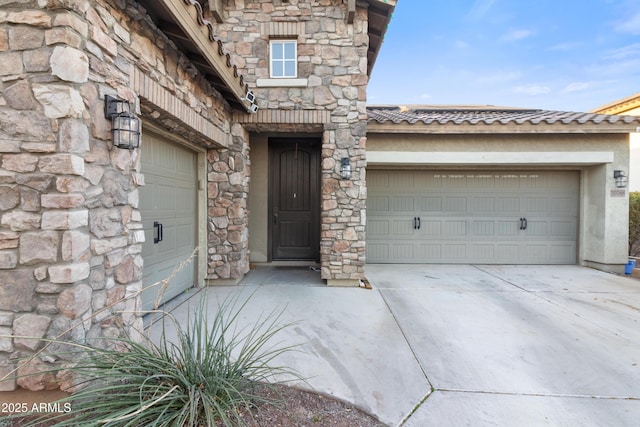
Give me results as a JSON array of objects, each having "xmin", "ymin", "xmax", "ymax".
[{"xmin": 152, "ymin": 265, "xmax": 640, "ymax": 426}]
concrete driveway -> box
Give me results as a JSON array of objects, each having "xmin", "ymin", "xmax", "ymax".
[
  {"xmin": 155, "ymin": 265, "xmax": 640, "ymax": 426},
  {"xmin": 369, "ymin": 264, "xmax": 640, "ymax": 426}
]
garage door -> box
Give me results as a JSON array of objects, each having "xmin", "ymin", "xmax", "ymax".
[
  {"xmin": 140, "ymin": 132, "xmax": 197, "ymax": 311},
  {"xmin": 367, "ymin": 170, "xmax": 578, "ymax": 264}
]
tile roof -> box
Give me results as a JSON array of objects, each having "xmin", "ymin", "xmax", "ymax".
[
  {"xmin": 367, "ymin": 105, "xmax": 640, "ymax": 131},
  {"xmin": 592, "ymin": 91, "xmax": 640, "ymax": 115}
]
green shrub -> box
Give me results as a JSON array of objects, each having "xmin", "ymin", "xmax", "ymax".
[
  {"xmin": 14, "ymin": 291, "xmax": 299, "ymax": 427},
  {"xmin": 630, "ymin": 192, "xmax": 640, "ymax": 257}
]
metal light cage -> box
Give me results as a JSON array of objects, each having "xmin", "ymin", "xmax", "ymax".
[
  {"xmin": 613, "ymin": 170, "xmax": 628, "ymax": 189},
  {"xmin": 105, "ymin": 95, "xmax": 141, "ymax": 150},
  {"xmin": 340, "ymin": 157, "xmax": 352, "ymax": 180}
]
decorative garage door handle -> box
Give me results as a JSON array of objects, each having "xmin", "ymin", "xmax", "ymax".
[
  {"xmin": 519, "ymin": 218, "xmax": 528, "ymax": 230},
  {"xmin": 413, "ymin": 217, "xmax": 421, "ymax": 230},
  {"xmin": 154, "ymin": 221, "xmax": 163, "ymax": 244}
]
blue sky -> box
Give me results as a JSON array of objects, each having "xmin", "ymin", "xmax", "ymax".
[{"xmin": 367, "ymin": 0, "xmax": 640, "ymax": 112}]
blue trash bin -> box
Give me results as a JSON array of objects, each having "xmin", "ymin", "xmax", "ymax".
[{"xmin": 625, "ymin": 260, "xmax": 636, "ymax": 275}]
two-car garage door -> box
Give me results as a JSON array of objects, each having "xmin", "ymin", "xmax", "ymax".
[{"xmin": 367, "ymin": 170, "xmax": 578, "ymax": 264}]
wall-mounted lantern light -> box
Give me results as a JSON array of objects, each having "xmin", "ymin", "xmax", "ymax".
[
  {"xmin": 340, "ymin": 157, "xmax": 351, "ymax": 180},
  {"xmin": 614, "ymin": 170, "xmax": 628, "ymax": 188},
  {"xmin": 104, "ymin": 95, "xmax": 141, "ymax": 150}
]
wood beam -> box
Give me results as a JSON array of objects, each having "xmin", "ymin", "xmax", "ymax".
[
  {"xmin": 208, "ymin": 0, "xmax": 223, "ymax": 23},
  {"xmin": 345, "ymin": 0, "xmax": 356, "ymax": 23},
  {"xmin": 158, "ymin": 0, "xmax": 246, "ymax": 107}
]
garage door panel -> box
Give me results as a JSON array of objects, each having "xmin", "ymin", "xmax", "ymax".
[
  {"xmin": 495, "ymin": 244, "xmax": 520, "ymax": 261},
  {"xmin": 368, "ymin": 197, "xmax": 389, "ymax": 212},
  {"xmin": 470, "ymin": 197, "xmax": 495, "ymax": 212},
  {"xmin": 526, "ymin": 197, "xmax": 548, "ymax": 213},
  {"xmin": 551, "ymin": 221, "xmax": 576, "ymax": 238},
  {"xmin": 551, "ymin": 197, "xmax": 578, "ymax": 214},
  {"xmin": 471, "ymin": 221, "xmax": 494, "ymax": 236},
  {"xmin": 550, "ymin": 244, "xmax": 576, "ymax": 262},
  {"xmin": 495, "ymin": 197, "xmax": 520, "ymax": 213},
  {"xmin": 389, "ymin": 171, "xmax": 415, "ymax": 188},
  {"xmin": 526, "ymin": 221, "xmax": 548, "ymax": 236},
  {"xmin": 368, "ymin": 243, "xmax": 389, "ymax": 261},
  {"xmin": 367, "ymin": 219, "xmax": 389, "ymax": 237},
  {"xmin": 444, "ymin": 244, "xmax": 466, "ymax": 260},
  {"xmin": 468, "ymin": 175, "xmax": 496, "ymax": 189},
  {"xmin": 392, "ymin": 197, "xmax": 414, "ymax": 211},
  {"xmin": 443, "ymin": 221, "xmax": 466, "ymax": 236},
  {"xmin": 367, "ymin": 170, "xmax": 578, "ymax": 264},
  {"xmin": 140, "ymin": 132, "xmax": 196, "ymax": 311},
  {"xmin": 418, "ymin": 244, "xmax": 442, "ymax": 259},
  {"xmin": 496, "ymin": 221, "xmax": 519, "ymax": 236},
  {"xmin": 419, "ymin": 221, "xmax": 441, "ymax": 236},
  {"xmin": 470, "ymin": 244, "xmax": 494, "ymax": 260},
  {"xmin": 445, "ymin": 197, "xmax": 467, "ymax": 212},
  {"xmin": 392, "ymin": 219, "xmax": 413, "ymax": 236},
  {"xmin": 392, "ymin": 244, "xmax": 414, "ymax": 259},
  {"xmin": 419, "ymin": 197, "xmax": 443, "ymax": 211},
  {"xmin": 417, "ymin": 175, "xmax": 442, "ymax": 189}
]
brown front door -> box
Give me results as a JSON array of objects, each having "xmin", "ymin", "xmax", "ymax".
[{"xmin": 270, "ymin": 138, "xmax": 320, "ymax": 261}]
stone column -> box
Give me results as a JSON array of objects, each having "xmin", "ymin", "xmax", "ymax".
[{"xmin": 206, "ymin": 123, "xmax": 251, "ymax": 284}]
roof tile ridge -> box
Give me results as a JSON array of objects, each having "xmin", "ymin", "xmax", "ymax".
[{"xmin": 181, "ymin": 0, "xmax": 249, "ymax": 93}]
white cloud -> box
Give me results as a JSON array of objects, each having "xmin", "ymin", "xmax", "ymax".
[
  {"xmin": 615, "ymin": 11, "xmax": 640, "ymax": 35},
  {"xmin": 476, "ymin": 70, "xmax": 522, "ymax": 85},
  {"xmin": 562, "ymin": 82, "xmax": 592, "ymax": 93},
  {"xmin": 561, "ymin": 80, "xmax": 617, "ymax": 94},
  {"xmin": 502, "ymin": 29, "xmax": 534, "ymax": 42},
  {"xmin": 603, "ymin": 42, "xmax": 640, "ymax": 60},
  {"xmin": 455, "ymin": 40, "xmax": 470, "ymax": 49},
  {"xmin": 419, "ymin": 93, "xmax": 433, "ymax": 100},
  {"xmin": 466, "ymin": 0, "xmax": 497, "ymax": 21},
  {"xmin": 547, "ymin": 42, "xmax": 582, "ymax": 52},
  {"xmin": 514, "ymin": 84, "xmax": 552, "ymax": 96}
]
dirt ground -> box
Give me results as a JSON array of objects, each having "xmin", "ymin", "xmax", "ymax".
[{"xmin": 0, "ymin": 385, "xmax": 387, "ymax": 426}]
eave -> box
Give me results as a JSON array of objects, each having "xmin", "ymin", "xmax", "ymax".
[
  {"xmin": 367, "ymin": 105, "xmax": 640, "ymax": 135},
  {"xmin": 592, "ymin": 92, "xmax": 640, "ymax": 115},
  {"xmin": 367, "ymin": 121, "xmax": 639, "ymax": 135},
  {"xmin": 365, "ymin": 0, "xmax": 396, "ymax": 76},
  {"xmin": 137, "ymin": 0, "xmax": 250, "ymax": 112}
]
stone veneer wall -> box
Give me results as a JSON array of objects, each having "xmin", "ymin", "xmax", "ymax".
[
  {"xmin": 217, "ymin": 0, "xmax": 369, "ymax": 283},
  {"xmin": 0, "ymin": 0, "xmax": 246, "ymax": 391},
  {"xmin": 206, "ymin": 122, "xmax": 251, "ymax": 283}
]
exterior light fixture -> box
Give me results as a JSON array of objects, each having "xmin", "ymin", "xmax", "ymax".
[
  {"xmin": 614, "ymin": 170, "xmax": 628, "ymax": 188},
  {"xmin": 340, "ymin": 157, "xmax": 351, "ymax": 180},
  {"xmin": 104, "ymin": 95, "xmax": 141, "ymax": 150},
  {"xmin": 241, "ymin": 89, "xmax": 259, "ymax": 114}
]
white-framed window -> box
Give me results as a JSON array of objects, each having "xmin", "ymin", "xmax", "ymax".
[{"xmin": 270, "ymin": 40, "xmax": 297, "ymax": 78}]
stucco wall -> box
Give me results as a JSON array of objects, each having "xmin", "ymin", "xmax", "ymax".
[
  {"xmin": 247, "ymin": 135, "xmax": 269, "ymax": 263},
  {"xmin": 367, "ymin": 132, "xmax": 631, "ymax": 272}
]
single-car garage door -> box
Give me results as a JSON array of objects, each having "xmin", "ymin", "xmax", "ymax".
[
  {"xmin": 367, "ymin": 170, "xmax": 578, "ymax": 264},
  {"xmin": 140, "ymin": 131, "xmax": 197, "ymax": 311}
]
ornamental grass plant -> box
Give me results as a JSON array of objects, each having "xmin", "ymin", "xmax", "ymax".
[{"xmin": 8, "ymin": 253, "xmax": 301, "ymax": 427}]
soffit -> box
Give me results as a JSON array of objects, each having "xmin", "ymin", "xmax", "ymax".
[
  {"xmin": 367, "ymin": 105, "xmax": 640, "ymax": 134},
  {"xmin": 136, "ymin": 0, "xmax": 249, "ymax": 112},
  {"xmin": 365, "ymin": 0, "xmax": 396, "ymax": 76}
]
